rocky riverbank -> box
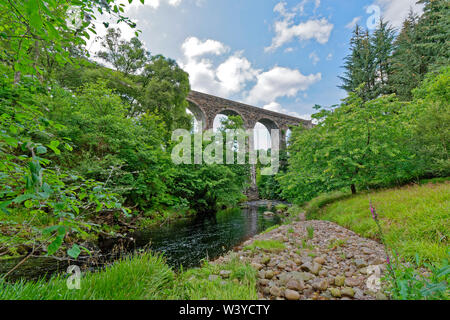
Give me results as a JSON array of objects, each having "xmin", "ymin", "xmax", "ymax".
[{"xmin": 212, "ymin": 219, "xmax": 389, "ymax": 300}]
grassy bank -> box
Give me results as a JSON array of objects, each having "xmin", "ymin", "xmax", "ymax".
[
  {"xmin": 298, "ymin": 181, "xmax": 449, "ymax": 264},
  {"xmin": 0, "ymin": 252, "xmax": 257, "ymax": 300}
]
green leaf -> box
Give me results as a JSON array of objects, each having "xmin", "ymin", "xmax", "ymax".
[
  {"xmin": 47, "ymin": 140, "xmax": 61, "ymax": 155},
  {"xmin": 13, "ymin": 193, "xmax": 34, "ymax": 204},
  {"xmin": 47, "ymin": 235, "xmax": 64, "ymax": 256},
  {"xmin": 67, "ymin": 244, "xmax": 81, "ymax": 259},
  {"xmin": 36, "ymin": 145, "xmax": 47, "ymax": 154}
]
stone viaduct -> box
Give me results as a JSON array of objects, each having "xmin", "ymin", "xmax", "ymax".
[
  {"xmin": 186, "ymin": 90, "xmax": 313, "ymax": 200},
  {"xmin": 187, "ymin": 90, "xmax": 313, "ymax": 148}
]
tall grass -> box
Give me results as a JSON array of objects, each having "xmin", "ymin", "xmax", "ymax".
[
  {"xmin": 309, "ymin": 182, "xmax": 449, "ymax": 263},
  {"xmin": 0, "ymin": 253, "xmax": 258, "ymax": 300},
  {"xmin": 0, "ymin": 253, "xmax": 175, "ymax": 300}
]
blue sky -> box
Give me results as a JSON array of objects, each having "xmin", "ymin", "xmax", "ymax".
[{"xmin": 90, "ymin": 0, "xmax": 424, "ymax": 121}]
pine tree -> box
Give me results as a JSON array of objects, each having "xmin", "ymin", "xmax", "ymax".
[
  {"xmin": 389, "ymin": 10, "xmax": 423, "ymax": 100},
  {"xmin": 415, "ymin": 0, "xmax": 450, "ymax": 73},
  {"xmin": 339, "ymin": 25, "xmax": 377, "ymax": 101},
  {"xmin": 371, "ymin": 18, "xmax": 396, "ymax": 96}
]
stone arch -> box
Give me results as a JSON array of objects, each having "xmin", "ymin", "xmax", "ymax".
[
  {"xmin": 186, "ymin": 100, "xmax": 207, "ymax": 132},
  {"xmin": 255, "ymin": 118, "xmax": 280, "ymax": 132}
]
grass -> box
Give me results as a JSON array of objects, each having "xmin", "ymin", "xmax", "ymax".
[
  {"xmin": 262, "ymin": 224, "xmax": 280, "ymax": 234},
  {"xmin": 176, "ymin": 255, "xmax": 258, "ymax": 300},
  {"xmin": 327, "ymin": 238, "xmax": 347, "ymax": 250},
  {"xmin": 243, "ymin": 239, "xmax": 286, "ymax": 252},
  {"xmin": 274, "ymin": 203, "xmax": 288, "ymax": 212},
  {"xmin": 0, "ymin": 253, "xmax": 175, "ymax": 300},
  {"xmin": 0, "ymin": 252, "xmax": 258, "ymax": 300},
  {"xmin": 306, "ymin": 226, "xmax": 314, "ymax": 239},
  {"xmin": 308, "ymin": 181, "xmax": 449, "ymax": 264}
]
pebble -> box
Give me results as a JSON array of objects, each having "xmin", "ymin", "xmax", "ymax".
[
  {"xmin": 219, "ymin": 270, "xmax": 231, "ymax": 278},
  {"xmin": 284, "ymin": 289, "xmax": 301, "ymax": 300},
  {"xmin": 211, "ymin": 220, "xmax": 388, "ymax": 301}
]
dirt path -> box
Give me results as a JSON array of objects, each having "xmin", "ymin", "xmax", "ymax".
[{"xmin": 213, "ymin": 219, "xmax": 389, "ymax": 300}]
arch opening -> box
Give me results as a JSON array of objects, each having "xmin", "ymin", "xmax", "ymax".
[
  {"xmin": 253, "ymin": 118, "xmax": 280, "ymax": 151},
  {"xmin": 186, "ymin": 100, "xmax": 206, "ymax": 132},
  {"xmin": 213, "ymin": 109, "xmax": 243, "ymax": 132}
]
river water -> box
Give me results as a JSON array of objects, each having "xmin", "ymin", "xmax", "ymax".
[{"xmin": 0, "ymin": 203, "xmax": 281, "ymax": 281}]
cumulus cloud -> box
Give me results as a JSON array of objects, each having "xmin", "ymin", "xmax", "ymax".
[
  {"xmin": 266, "ymin": 1, "xmax": 333, "ymax": 52},
  {"xmin": 246, "ymin": 67, "xmax": 321, "ymax": 105},
  {"xmin": 179, "ymin": 37, "xmax": 257, "ymax": 97},
  {"xmin": 371, "ymin": 0, "xmax": 424, "ymax": 29},
  {"xmin": 182, "ymin": 37, "xmax": 229, "ymax": 58}
]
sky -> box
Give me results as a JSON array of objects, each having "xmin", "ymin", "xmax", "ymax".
[{"xmin": 87, "ymin": 0, "xmax": 424, "ymax": 148}]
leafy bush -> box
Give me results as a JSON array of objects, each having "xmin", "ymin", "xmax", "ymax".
[{"xmin": 279, "ymin": 68, "xmax": 449, "ymax": 204}]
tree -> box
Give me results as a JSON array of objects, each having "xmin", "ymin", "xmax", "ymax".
[
  {"xmin": 415, "ymin": 0, "xmax": 450, "ymax": 73},
  {"xmin": 139, "ymin": 55, "xmax": 192, "ymax": 133},
  {"xmin": 97, "ymin": 28, "xmax": 150, "ymax": 76},
  {"xmin": 389, "ymin": 10, "xmax": 423, "ymax": 101},
  {"xmin": 0, "ymin": 0, "xmax": 137, "ymax": 84},
  {"xmin": 339, "ymin": 26, "xmax": 377, "ymax": 101},
  {"xmin": 279, "ymin": 91, "xmax": 415, "ymax": 203},
  {"xmin": 371, "ymin": 18, "xmax": 396, "ymax": 96}
]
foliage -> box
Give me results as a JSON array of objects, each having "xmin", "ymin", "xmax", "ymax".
[
  {"xmin": 339, "ymin": 20, "xmax": 395, "ymax": 101},
  {"xmin": 97, "ymin": 28, "xmax": 150, "ymax": 76},
  {"xmin": 279, "ymin": 92, "xmax": 414, "ymax": 203},
  {"xmin": 281, "ymin": 66, "xmax": 449, "ymax": 204},
  {"xmin": 0, "ymin": 0, "xmax": 137, "ymax": 83},
  {"xmin": 385, "ymin": 253, "xmax": 449, "ymax": 300},
  {"xmin": 0, "ymin": 74, "xmax": 125, "ymax": 259}
]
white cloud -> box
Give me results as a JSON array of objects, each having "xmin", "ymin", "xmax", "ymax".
[
  {"xmin": 266, "ymin": 2, "xmax": 334, "ymax": 52},
  {"xmin": 309, "ymin": 52, "xmax": 320, "ymax": 65},
  {"xmin": 263, "ymin": 102, "xmax": 311, "ymax": 120},
  {"xmin": 179, "ymin": 37, "xmax": 257, "ymax": 97},
  {"xmin": 372, "ymin": 0, "xmax": 424, "ymax": 28},
  {"xmin": 346, "ymin": 16, "xmax": 361, "ymax": 29},
  {"xmin": 182, "ymin": 37, "xmax": 229, "ymax": 58},
  {"xmin": 246, "ymin": 67, "xmax": 321, "ymax": 105},
  {"xmin": 125, "ymin": 0, "xmax": 183, "ymax": 9},
  {"xmin": 326, "ymin": 53, "xmax": 333, "ymax": 61},
  {"xmin": 216, "ymin": 52, "xmax": 259, "ymax": 94}
]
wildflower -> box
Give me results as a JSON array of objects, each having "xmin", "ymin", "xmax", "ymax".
[{"xmin": 369, "ymin": 201, "xmax": 378, "ymax": 220}]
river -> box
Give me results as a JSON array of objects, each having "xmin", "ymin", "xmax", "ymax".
[{"xmin": 0, "ymin": 202, "xmax": 281, "ymax": 281}]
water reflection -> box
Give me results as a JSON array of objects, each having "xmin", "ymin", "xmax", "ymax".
[
  {"xmin": 0, "ymin": 205, "xmax": 280, "ymax": 280},
  {"xmin": 133, "ymin": 205, "xmax": 280, "ymax": 269}
]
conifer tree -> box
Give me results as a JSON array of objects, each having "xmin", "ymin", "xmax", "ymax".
[
  {"xmin": 339, "ymin": 26, "xmax": 377, "ymax": 101},
  {"xmin": 389, "ymin": 10, "xmax": 423, "ymax": 100},
  {"xmin": 371, "ymin": 18, "xmax": 396, "ymax": 96},
  {"xmin": 415, "ymin": 0, "xmax": 450, "ymax": 72}
]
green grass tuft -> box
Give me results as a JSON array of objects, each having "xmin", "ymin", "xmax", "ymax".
[{"xmin": 243, "ymin": 240, "xmax": 286, "ymax": 252}]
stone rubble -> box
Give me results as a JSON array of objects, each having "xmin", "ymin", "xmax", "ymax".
[{"xmin": 213, "ymin": 220, "xmax": 389, "ymax": 300}]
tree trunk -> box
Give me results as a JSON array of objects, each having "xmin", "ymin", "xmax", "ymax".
[{"xmin": 351, "ymin": 184, "xmax": 357, "ymax": 195}]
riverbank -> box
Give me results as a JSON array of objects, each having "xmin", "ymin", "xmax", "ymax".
[
  {"xmin": 2, "ymin": 181, "xmax": 448, "ymax": 300},
  {"xmin": 213, "ymin": 219, "xmax": 388, "ymax": 300},
  {"xmin": 302, "ymin": 180, "xmax": 449, "ymax": 264},
  {"xmin": 0, "ymin": 252, "xmax": 257, "ymax": 300}
]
